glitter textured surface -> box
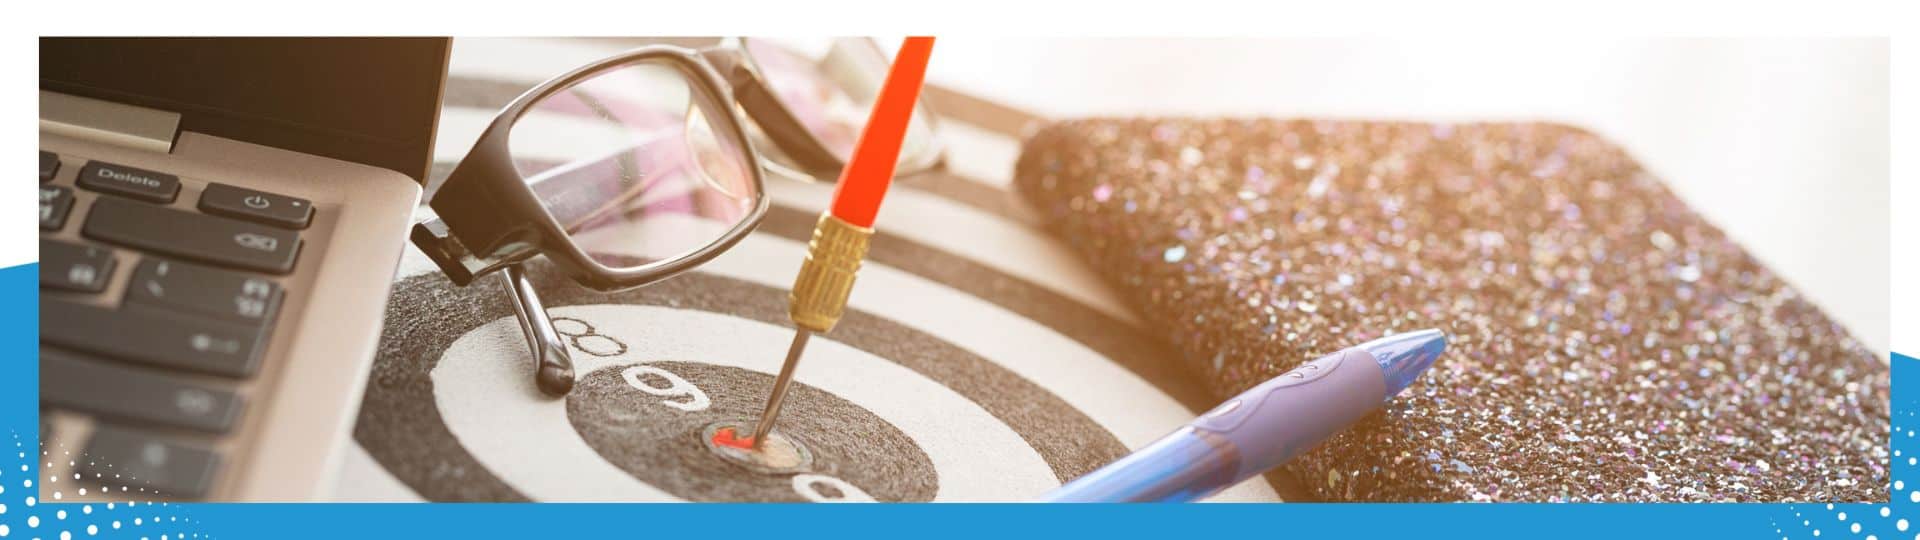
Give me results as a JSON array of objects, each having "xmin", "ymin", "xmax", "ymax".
[{"xmin": 1013, "ymin": 118, "xmax": 1888, "ymax": 502}]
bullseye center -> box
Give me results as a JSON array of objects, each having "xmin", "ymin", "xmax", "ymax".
[{"xmin": 702, "ymin": 421, "xmax": 813, "ymax": 474}]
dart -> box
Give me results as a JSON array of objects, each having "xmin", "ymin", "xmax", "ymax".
[{"xmin": 745, "ymin": 36, "xmax": 937, "ymax": 449}]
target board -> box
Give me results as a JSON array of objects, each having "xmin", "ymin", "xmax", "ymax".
[{"xmin": 341, "ymin": 195, "xmax": 1284, "ymax": 502}]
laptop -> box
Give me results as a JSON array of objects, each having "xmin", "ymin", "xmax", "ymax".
[{"xmin": 37, "ymin": 37, "xmax": 448, "ymax": 501}]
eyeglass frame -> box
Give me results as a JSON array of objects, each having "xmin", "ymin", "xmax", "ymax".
[
  {"xmin": 415, "ymin": 38, "xmax": 945, "ymax": 290},
  {"xmin": 414, "ymin": 45, "xmax": 767, "ymax": 293},
  {"xmin": 411, "ymin": 40, "xmax": 946, "ymax": 397}
]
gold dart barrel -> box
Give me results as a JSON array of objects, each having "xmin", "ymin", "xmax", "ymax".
[{"xmin": 788, "ymin": 212, "xmax": 873, "ymax": 333}]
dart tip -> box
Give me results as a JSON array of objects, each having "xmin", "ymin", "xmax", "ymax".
[
  {"xmin": 750, "ymin": 329, "xmax": 815, "ymax": 449},
  {"xmin": 712, "ymin": 426, "xmax": 756, "ymax": 450}
]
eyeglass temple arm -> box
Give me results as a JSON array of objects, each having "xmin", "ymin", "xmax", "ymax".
[
  {"xmin": 412, "ymin": 217, "xmax": 539, "ymax": 286},
  {"xmin": 700, "ymin": 44, "xmax": 849, "ymax": 180},
  {"xmin": 415, "ymin": 218, "xmax": 575, "ymax": 396},
  {"xmin": 501, "ymin": 263, "xmax": 577, "ymax": 397}
]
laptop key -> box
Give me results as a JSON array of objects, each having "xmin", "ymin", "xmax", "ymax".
[
  {"xmin": 41, "ymin": 151, "xmax": 61, "ymax": 182},
  {"xmin": 199, "ymin": 183, "xmax": 313, "ymax": 229},
  {"xmin": 84, "ymin": 197, "xmax": 302, "ymax": 274},
  {"xmin": 126, "ymin": 258, "xmax": 283, "ymax": 325},
  {"xmin": 78, "ymin": 425, "xmax": 223, "ymax": 499},
  {"xmin": 40, "ymin": 184, "xmax": 74, "ymax": 230},
  {"xmin": 42, "ymin": 299, "xmax": 266, "ymax": 377},
  {"xmin": 77, "ymin": 160, "xmax": 180, "ymax": 203},
  {"xmin": 41, "ymin": 348, "xmax": 245, "ymax": 433},
  {"xmin": 40, "ymin": 239, "xmax": 116, "ymax": 292}
]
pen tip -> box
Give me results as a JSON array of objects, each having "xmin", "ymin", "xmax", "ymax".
[{"xmin": 1359, "ymin": 328, "xmax": 1446, "ymax": 398}]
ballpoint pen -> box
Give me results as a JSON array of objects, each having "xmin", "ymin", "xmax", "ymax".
[{"xmin": 1042, "ymin": 328, "xmax": 1447, "ymax": 502}]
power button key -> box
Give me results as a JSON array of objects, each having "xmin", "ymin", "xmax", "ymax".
[{"xmin": 198, "ymin": 182, "xmax": 313, "ymax": 229}]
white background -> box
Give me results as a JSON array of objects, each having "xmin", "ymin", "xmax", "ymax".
[
  {"xmin": 8, "ymin": 2, "xmax": 1913, "ymax": 355},
  {"xmin": 918, "ymin": 37, "xmax": 1891, "ymax": 354}
]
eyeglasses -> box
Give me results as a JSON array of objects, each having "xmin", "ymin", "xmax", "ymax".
[{"xmin": 413, "ymin": 38, "xmax": 945, "ymax": 396}]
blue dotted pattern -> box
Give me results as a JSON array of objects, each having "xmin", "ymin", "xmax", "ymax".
[
  {"xmin": 0, "ymin": 431, "xmax": 211, "ymax": 540},
  {"xmin": 1770, "ymin": 354, "xmax": 1913, "ymax": 540}
]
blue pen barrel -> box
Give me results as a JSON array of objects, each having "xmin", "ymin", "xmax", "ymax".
[
  {"xmin": 1043, "ymin": 347, "xmax": 1395, "ymax": 502},
  {"xmin": 1041, "ymin": 330, "xmax": 1443, "ymax": 502},
  {"xmin": 1189, "ymin": 348, "xmax": 1387, "ymax": 482},
  {"xmin": 1040, "ymin": 428, "xmax": 1240, "ymax": 502}
]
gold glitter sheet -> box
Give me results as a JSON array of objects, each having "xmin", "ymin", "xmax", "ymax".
[{"xmin": 1013, "ymin": 118, "xmax": 1888, "ymax": 502}]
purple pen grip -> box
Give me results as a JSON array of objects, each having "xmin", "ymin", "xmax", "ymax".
[{"xmin": 1188, "ymin": 347, "xmax": 1388, "ymax": 481}]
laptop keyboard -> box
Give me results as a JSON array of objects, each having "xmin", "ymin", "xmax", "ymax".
[{"xmin": 39, "ymin": 150, "xmax": 312, "ymax": 499}]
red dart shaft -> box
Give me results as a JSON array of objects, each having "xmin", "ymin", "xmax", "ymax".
[{"xmin": 826, "ymin": 36, "xmax": 935, "ymax": 228}]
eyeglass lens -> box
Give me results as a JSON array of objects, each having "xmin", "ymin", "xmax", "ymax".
[
  {"xmin": 507, "ymin": 60, "xmax": 761, "ymax": 271},
  {"xmin": 743, "ymin": 38, "xmax": 938, "ymax": 172}
]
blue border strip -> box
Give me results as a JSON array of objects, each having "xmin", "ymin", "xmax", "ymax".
[{"xmin": 3, "ymin": 263, "xmax": 38, "ymax": 465}]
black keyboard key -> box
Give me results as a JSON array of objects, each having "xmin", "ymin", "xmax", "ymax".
[
  {"xmin": 39, "ymin": 239, "xmax": 116, "ymax": 292},
  {"xmin": 78, "ymin": 425, "xmax": 223, "ymax": 498},
  {"xmin": 41, "ymin": 151, "xmax": 60, "ymax": 181},
  {"xmin": 40, "ymin": 184, "xmax": 74, "ymax": 230},
  {"xmin": 199, "ymin": 183, "xmax": 313, "ymax": 229},
  {"xmin": 84, "ymin": 197, "xmax": 301, "ymax": 274},
  {"xmin": 42, "ymin": 299, "xmax": 266, "ymax": 377},
  {"xmin": 126, "ymin": 258, "xmax": 283, "ymax": 325},
  {"xmin": 76, "ymin": 161, "xmax": 179, "ymax": 203},
  {"xmin": 41, "ymin": 348, "xmax": 245, "ymax": 433}
]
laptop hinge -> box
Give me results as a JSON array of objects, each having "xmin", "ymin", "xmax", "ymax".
[{"xmin": 40, "ymin": 90, "xmax": 182, "ymax": 153}]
